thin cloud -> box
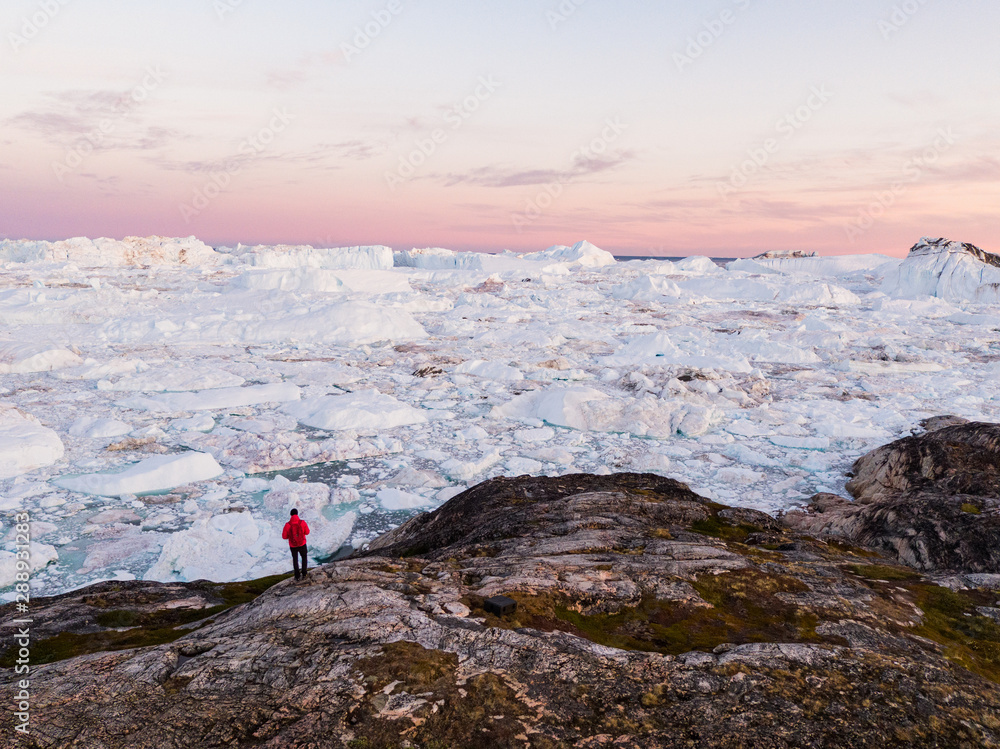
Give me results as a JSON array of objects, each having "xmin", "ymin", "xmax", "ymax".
[
  {"xmin": 264, "ymin": 50, "xmax": 349, "ymax": 90},
  {"xmin": 438, "ymin": 149, "xmax": 636, "ymax": 188},
  {"xmin": 148, "ymin": 139, "xmax": 386, "ymax": 176},
  {"xmin": 7, "ymin": 89, "xmax": 183, "ymax": 153}
]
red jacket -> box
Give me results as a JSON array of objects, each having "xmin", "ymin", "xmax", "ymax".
[{"xmin": 282, "ymin": 517, "xmax": 310, "ymax": 548}]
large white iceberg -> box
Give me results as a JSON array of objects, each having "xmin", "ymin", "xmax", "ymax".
[
  {"xmin": 532, "ymin": 240, "xmax": 616, "ymax": 268},
  {"xmin": 729, "ymin": 253, "xmax": 899, "ymax": 276},
  {"xmin": 146, "ymin": 511, "xmax": 267, "ymax": 582},
  {"xmin": 233, "ymin": 268, "xmax": 412, "ymax": 294},
  {"xmin": 0, "ymin": 235, "xmax": 220, "ymax": 267},
  {"xmin": 394, "ymin": 240, "xmax": 614, "ymax": 272},
  {"xmin": 883, "ymin": 237, "xmax": 1000, "ymax": 303},
  {"xmin": 100, "ymin": 301, "xmax": 427, "ymax": 346},
  {"xmin": 236, "ymin": 244, "xmax": 394, "ymax": 271}
]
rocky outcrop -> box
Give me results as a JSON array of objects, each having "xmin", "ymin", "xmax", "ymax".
[
  {"xmin": 846, "ymin": 419, "xmax": 1000, "ymax": 502},
  {"xmin": 5, "ymin": 471, "xmax": 1000, "ymax": 747},
  {"xmin": 785, "ymin": 421, "xmax": 1000, "ymax": 573}
]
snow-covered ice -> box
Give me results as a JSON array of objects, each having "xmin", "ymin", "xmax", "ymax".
[{"xmin": 2, "ymin": 234, "xmax": 999, "ymax": 598}]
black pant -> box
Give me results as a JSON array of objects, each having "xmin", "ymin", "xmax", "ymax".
[{"xmin": 290, "ymin": 545, "xmax": 308, "ymax": 578}]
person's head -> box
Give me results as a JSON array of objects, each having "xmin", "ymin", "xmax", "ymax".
[{"xmin": 290, "ymin": 509, "xmax": 298, "ymax": 517}]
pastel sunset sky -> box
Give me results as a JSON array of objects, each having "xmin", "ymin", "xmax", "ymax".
[{"xmin": 1, "ymin": 0, "xmax": 997, "ymax": 256}]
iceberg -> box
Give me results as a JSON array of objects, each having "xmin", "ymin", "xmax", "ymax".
[{"xmin": 883, "ymin": 237, "xmax": 1000, "ymax": 303}]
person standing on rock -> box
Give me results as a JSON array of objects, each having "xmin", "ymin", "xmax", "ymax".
[{"xmin": 282, "ymin": 509, "xmax": 310, "ymax": 581}]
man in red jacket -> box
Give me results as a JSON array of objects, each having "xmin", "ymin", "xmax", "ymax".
[{"xmin": 282, "ymin": 509, "xmax": 310, "ymax": 581}]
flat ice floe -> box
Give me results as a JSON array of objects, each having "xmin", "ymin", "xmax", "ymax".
[
  {"xmin": 121, "ymin": 383, "xmax": 302, "ymax": 413},
  {"xmin": 1, "ymin": 234, "xmax": 999, "ymax": 598},
  {"xmin": 284, "ymin": 390, "xmax": 428, "ymax": 431},
  {"xmin": 52, "ymin": 452, "xmax": 225, "ymax": 496}
]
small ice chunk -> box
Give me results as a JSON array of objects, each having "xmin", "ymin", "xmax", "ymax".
[
  {"xmin": 0, "ymin": 342, "xmax": 82, "ymax": 374},
  {"xmin": 239, "ymin": 478, "xmax": 271, "ymax": 493},
  {"xmin": 454, "ymin": 360, "xmax": 524, "ymax": 381},
  {"xmin": 440, "ymin": 449, "xmax": 503, "ymax": 481},
  {"xmin": 415, "ymin": 450, "xmax": 450, "ymax": 461},
  {"xmin": 68, "ymin": 417, "xmax": 132, "ymax": 440},
  {"xmin": 725, "ymin": 420, "xmax": 771, "ymax": 438},
  {"xmin": 171, "ymin": 414, "xmax": 216, "ymax": 432},
  {"xmin": 505, "ymin": 457, "xmax": 543, "ymax": 475},
  {"xmin": 0, "ymin": 542, "xmax": 58, "ymax": 587},
  {"xmin": 121, "ymin": 383, "xmax": 302, "ymax": 413},
  {"xmin": 436, "ymin": 486, "xmax": 465, "ymax": 502},
  {"xmin": 769, "ymin": 436, "xmax": 831, "ymax": 450},
  {"xmin": 632, "ymin": 453, "xmax": 672, "ymax": 473},
  {"xmin": 377, "ymin": 487, "xmax": 433, "ymax": 510},
  {"xmin": 715, "ymin": 467, "xmax": 765, "ymax": 485},
  {"xmin": 458, "ymin": 426, "xmax": 490, "ymax": 441},
  {"xmin": 513, "ymin": 427, "xmax": 556, "ymax": 443},
  {"xmin": 528, "ymin": 446, "xmax": 575, "ymax": 465}
]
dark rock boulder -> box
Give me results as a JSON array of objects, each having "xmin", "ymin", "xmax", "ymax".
[
  {"xmin": 786, "ymin": 421, "xmax": 1000, "ymax": 573},
  {"xmin": 846, "ymin": 421, "xmax": 1000, "ymax": 502}
]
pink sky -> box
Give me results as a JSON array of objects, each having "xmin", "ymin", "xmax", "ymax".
[{"xmin": 2, "ymin": 1, "xmax": 998, "ymax": 257}]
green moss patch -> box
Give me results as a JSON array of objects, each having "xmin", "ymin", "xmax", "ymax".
[
  {"xmin": 823, "ymin": 539, "xmax": 881, "ymax": 558},
  {"xmin": 911, "ymin": 584, "xmax": 1000, "ymax": 683},
  {"xmin": 849, "ymin": 570, "xmax": 1000, "ymax": 683},
  {"xmin": 0, "ymin": 573, "xmax": 291, "ymax": 668},
  {"xmin": 0, "ymin": 626, "xmax": 191, "ymax": 668},
  {"xmin": 349, "ymin": 643, "xmax": 529, "ymax": 749},
  {"xmin": 847, "ymin": 564, "xmax": 921, "ymax": 582},
  {"xmin": 213, "ymin": 573, "xmax": 292, "ymax": 606},
  {"xmin": 94, "ymin": 603, "xmax": 225, "ymax": 630},
  {"xmin": 961, "ymin": 502, "xmax": 982, "ymax": 515},
  {"xmin": 468, "ymin": 570, "xmax": 837, "ymax": 657},
  {"xmin": 687, "ymin": 505, "xmax": 769, "ymax": 545}
]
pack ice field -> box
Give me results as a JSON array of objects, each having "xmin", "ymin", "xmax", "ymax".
[{"xmin": 1, "ymin": 235, "xmax": 999, "ymax": 598}]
